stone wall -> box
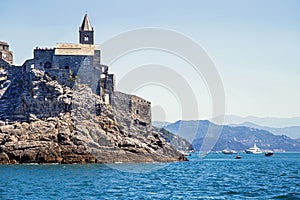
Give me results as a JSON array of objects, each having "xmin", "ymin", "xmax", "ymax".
[
  {"xmin": 100, "ymin": 64, "xmax": 115, "ymax": 104},
  {"xmin": 0, "ymin": 41, "xmax": 13, "ymax": 65},
  {"xmin": 131, "ymin": 95, "xmax": 151, "ymax": 127},
  {"xmin": 33, "ymin": 48, "xmax": 55, "ymax": 70},
  {"xmin": 111, "ymin": 91, "xmax": 152, "ymax": 132},
  {"xmin": 106, "ymin": 74, "xmax": 115, "ymax": 94},
  {"xmin": 0, "ymin": 59, "xmax": 9, "ymax": 83},
  {"xmin": 45, "ymin": 68, "xmax": 71, "ymax": 87},
  {"xmin": 7, "ymin": 65, "xmax": 23, "ymax": 79},
  {"xmin": 52, "ymin": 55, "xmax": 101, "ymax": 95},
  {"xmin": 22, "ymin": 59, "xmax": 34, "ymax": 72},
  {"xmin": 111, "ymin": 91, "xmax": 131, "ymax": 114},
  {"xmin": 52, "ymin": 54, "xmax": 84, "ymax": 72},
  {"xmin": 93, "ymin": 50, "xmax": 101, "ymax": 68}
]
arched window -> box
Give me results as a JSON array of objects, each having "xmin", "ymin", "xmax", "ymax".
[
  {"xmin": 84, "ymin": 35, "xmax": 89, "ymax": 41},
  {"xmin": 44, "ymin": 62, "xmax": 52, "ymax": 69}
]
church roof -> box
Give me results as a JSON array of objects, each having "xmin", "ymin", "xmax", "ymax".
[
  {"xmin": 80, "ymin": 14, "xmax": 93, "ymax": 31},
  {"xmin": 54, "ymin": 43, "xmax": 100, "ymax": 56}
]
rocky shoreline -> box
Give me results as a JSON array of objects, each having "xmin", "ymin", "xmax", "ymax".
[
  {"xmin": 0, "ymin": 69, "xmax": 188, "ymax": 164},
  {"xmin": 0, "ymin": 112, "xmax": 188, "ymax": 164}
]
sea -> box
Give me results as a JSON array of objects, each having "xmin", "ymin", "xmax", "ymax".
[{"xmin": 0, "ymin": 153, "xmax": 299, "ymax": 199}]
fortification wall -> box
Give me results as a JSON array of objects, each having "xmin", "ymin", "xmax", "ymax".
[
  {"xmin": 52, "ymin": 55, "xmax": 101, "ymax": 94},
  {"xmin": 93, "ymin": 50, "xmax": 101, "ymax": 68},
  {"xmin": 52, "ymin": 55, "xmax": 84, "ymax": 72},
  {"xmin": 0, "ymin": 42, "xmax": 13, "ymax": 65},
  {"xmin": 100, "ymin": 64, "xmax": 115, "ymax": 104},
  {"xmin": 0, "ymin": 59, "xmax": 9, "ymax": 83},
  {"xmin": 111, "ymin": 91, "xmax": 152, "ymax": 130},
  {"xmin": 45, "ymin": 69, "xmax": 71, "ymax": 87},
  {"xmin": 111, "ymin": 91, "xmax": 131, "ymax": 114},
  {"xmin": 131, "ymin": 95, "xmax": 151, "ymax": 126},
  {"xmin": 106, "ymin": 74, "xmax": 115, "ymax": 93},
  {"xmin": 33, "ymin": 48, "xmax": 55, "ymax": 70}
]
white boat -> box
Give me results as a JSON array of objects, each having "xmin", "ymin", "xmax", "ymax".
[
  {"xmin": 179, "ymin": 151, "xmax": 191, "ymax": 156},
  {"xmin": 245, "ymin": 144, "xmax": 262, "ymax": 154},
  {"xmin": 222, "ymin": 149, "xmax": 237, "ymax": 154}
]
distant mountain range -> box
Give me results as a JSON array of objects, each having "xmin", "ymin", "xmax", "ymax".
[
  {"xmin": 212, "ymin": 115, "xmax": 300, "ymax": 128},
  {"xmin": 230, "ymin": 122, "xmax": 300, "ymax": 139},
  {"xmin": 155, "ymin": 115, "xmax": 300, "ymax": 139},
  {"xmin": 152, "ymin": 121, "xmax": 171, "ymax": 128},
  {"xmin": 155, "ymin": 120, "xmax": 300, "ymax": 152}
]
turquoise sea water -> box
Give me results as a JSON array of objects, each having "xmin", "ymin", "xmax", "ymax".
[{"xmin": 0, "ymin": 153, "xmax": 299, "ymax": 199}]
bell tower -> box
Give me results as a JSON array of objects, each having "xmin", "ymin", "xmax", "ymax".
[{"xmin": 79, "ymin": 14, "xmax": 94, "ymax": 44}]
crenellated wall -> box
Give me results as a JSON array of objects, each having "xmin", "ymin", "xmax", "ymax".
[
  {"xmin": 131, "ymin": 95, "xmax": 151, "ymax": 126},
  {"xmin": 33, "ymin": 48, "xmax": 55, "ymax": 70},
  {"xmin": 0, "ymin": 41, "xmax": 13, "ymax": 65},
  {"xmin": 111, "ymin": 91, "xmax": 152, "ymax": 131}
]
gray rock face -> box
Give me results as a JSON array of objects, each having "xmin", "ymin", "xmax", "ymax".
[
  {"xmin": 0, "ymin": 69, "xmax": 72, "ymax": 122},
  {"xmin": 0, "ymin": 69, "xmax": 183, "ymax": 164},
  {"xmin": 0, "ymin": 113, "xmax": 181, "ymax": 164},
  {"xmin": 154, "ymin": 127, "xmax": 194, "ymax": 152}
]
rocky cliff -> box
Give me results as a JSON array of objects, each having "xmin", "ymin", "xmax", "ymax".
[
  {"xmin": 153, "ymin": 127, "xmax": 194, "ymax": 152},
  {"xmin": 0, "ymin": 69, "xmax": 184, "ymax": 164}
]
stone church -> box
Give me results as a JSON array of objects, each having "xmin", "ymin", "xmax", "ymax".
[{"xmin": 0, "ymin": 15, "xmax": 152, "ymax": 128}]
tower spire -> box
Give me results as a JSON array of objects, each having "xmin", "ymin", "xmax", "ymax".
[
  {"xmin": 80, "ymin": 14, "xmax": 93, "ymax": 31},
  {"xmin": 79, "ymin": 14, "xmax": 94, "ymax": 44}
]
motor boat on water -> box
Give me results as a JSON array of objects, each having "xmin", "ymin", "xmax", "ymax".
[
  {"xmin": 179, "ymin": 151, "xmax": 191, "ymax": 156},
  {"xmin": 245, "ymin": 144, "xmax": 262, "ymax": 154},
  {"xmin": 265, "ymin": 150, "xmax": 274, "ymax": 156},
  {"xmin": 222, "ymin": 149, "xmax": 237, "ymax": 154}
]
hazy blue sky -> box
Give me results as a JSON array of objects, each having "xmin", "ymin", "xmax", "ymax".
[{"xmin": 1, "ymin": 0, "xmax": 299, "ymax": 121}]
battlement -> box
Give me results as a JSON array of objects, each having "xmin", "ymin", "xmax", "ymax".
[
  {"xmin": 34, "ymin": 47, "xmax": 55, "ymax": 51},
  {"xmin": 34, "ymin": 48, "xmax": 55, "ymax": 56},
  {"xmin": 0, "ymin": 41, "xmax": 13, "ymax": 65},
  {"xmin": 0, "ymin": 42, "xmax": 9, "ymax": 50},
  {"xmin": 112, "ymin": 91, "xmax": 151, "ymax": 129}
]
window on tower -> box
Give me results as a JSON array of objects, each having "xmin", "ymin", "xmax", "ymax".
[{"xmin": 84, "ymin": 35, "xmax": 89, "ymax": 41}]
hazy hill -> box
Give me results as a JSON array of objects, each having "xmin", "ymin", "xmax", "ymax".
[
  {"xmin": 212, "ymin": 115, "xmax": 300, "ymax": 128},
  {"xmin": 164, "ymin": 120, "xmax": 300, "ymax": 152},
  {"xmin": 230, "ymin": 122, "xmax": 300, "ymax": 139},
  {"xmin": 153, "ymin": 121, "xmax": 172, "ymax": 128}
]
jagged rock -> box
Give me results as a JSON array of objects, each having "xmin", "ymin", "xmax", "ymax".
[
  {"xmin": 0, "ymin": 69, "xmax": 185, "ymax": 164},
  {"xmin": 29, "ymin": 114, "xmax": 39, "ymax": 122},
  {"xmin": 178, "ymin": 154, "xmax": 189, "ymax": 161},
  {"xmin": 0, "ymin": 110, "xmax": 183, "ymax": 164},
  {"xmin": 0, "ymin": 125, "xmax": 14, "ymax": 134},
  {"xmin": 0, "ymin": 152, "xmax": 9, "ymax": 164}
]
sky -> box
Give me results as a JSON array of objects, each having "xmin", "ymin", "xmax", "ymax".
[{"xmin": 1, "ymin": 0, "xmax": 300, "ymax": 122}]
